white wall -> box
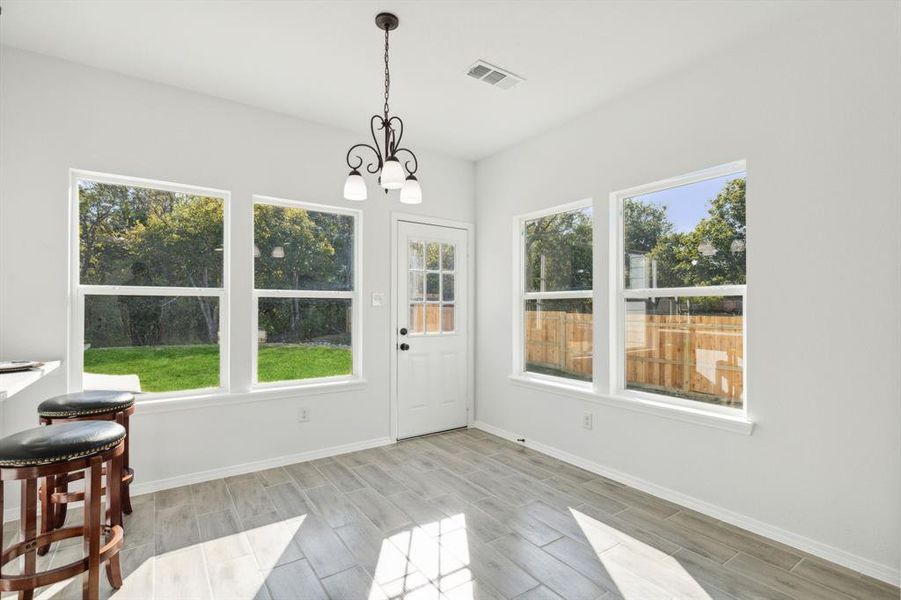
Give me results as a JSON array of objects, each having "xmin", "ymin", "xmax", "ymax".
[
  {"xmin": 0, "ymin": 47, "xmax": 474, "ymax": 504},
  {"xmin": 475, "ymin": 4, "xmax": 900, "ymax": 583}
]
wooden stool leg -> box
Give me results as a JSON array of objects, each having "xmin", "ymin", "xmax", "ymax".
[
  {"xmin": 83, "ymin": 457, "xmax": 102, "ymax": 600},
  {"xmin": 53, "ymin": 477, "xmax": 68, "ymax": 529},
  {"xmin": 118, "ymin": 412, "xmax": 132, "ymax": 516},
  {"xmin": 105, "ymin": 451, "xmax": 123, "ymax": 589},
  {"xmin": 37, "ymin": 475, "xmax": 54, "ymax": 556},
  {"xmin": 19, "ymin": 478, "xmax": 37, "ymax": 600}
]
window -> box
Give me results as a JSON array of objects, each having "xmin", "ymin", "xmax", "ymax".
[
  {"xmin": 616, "ymin": 162, "xmax": 746, "ymax": 411},
  {"xmin": 73, "ymin": 172, "xmax": 228, "ymax": 394},
  {"xmin": 253, "ymin": 197, "xmax": 360, "ymax": 386},
  {"xmin": 516, "ymin": 201, "xmax": 593, "ymax": 383}
]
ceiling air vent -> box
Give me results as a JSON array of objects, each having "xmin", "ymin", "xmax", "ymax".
[{"xmin": 467, "ymin": 60, "xmax": 524, "ymax": 90}]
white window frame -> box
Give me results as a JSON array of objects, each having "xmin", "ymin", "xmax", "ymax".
[
  {"xmin": 610, "ymin": 160, "xmax": 748, "ymax": 418},
  {"xmin": 251, "ymin": 195, "xmax": 363, "ymax": 389},
  {"xmin": 68, "ymin": 169, "xmax": 231, "ymax": 399},
  {"xmin": 512, "ymin": 198, "xmax": 594, "ymax": 390}
]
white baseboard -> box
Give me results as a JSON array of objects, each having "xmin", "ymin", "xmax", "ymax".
[
  {"xmin": 4, "ymin": 436, "xmax": 394, "ymax": 523},
  {"xmin": 472, "ymin": 420, "xmax": 900, "ymax": 587}
]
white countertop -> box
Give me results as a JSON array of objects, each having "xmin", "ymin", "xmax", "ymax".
[{"xmin": 0, "ymin": 361, "xmax": 61, "ymax": 400}]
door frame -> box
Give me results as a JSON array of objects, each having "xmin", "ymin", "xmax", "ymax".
[{"xmin": 389, "ymin": 213, "xmax": 475, "ymax": 441}]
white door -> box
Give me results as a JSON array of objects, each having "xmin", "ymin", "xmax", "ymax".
[{"xmin": 396, "ymin": 221, "xmax": 468, "ymax": 439}]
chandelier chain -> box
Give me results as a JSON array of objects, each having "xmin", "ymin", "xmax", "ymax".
[{"xmin": 383, "ymin": 26, "xmax": 390, "ymax": 121}]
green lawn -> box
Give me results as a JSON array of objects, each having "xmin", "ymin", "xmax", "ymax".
[{"xmin": 84, "ymin": 344, "xmax": 351, "ymax": 392}]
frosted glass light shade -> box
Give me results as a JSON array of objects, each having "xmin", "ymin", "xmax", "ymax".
[
  {"xmin": 271, "ymin": 246, "xmax": 285, "ymax": 258},
  {"xmin": 380, "ymin": 157, "xmax": 405, "ymax": 189},
  {"xmin": 399, "ymin": 175, "xmax": 422, "ymax": 205},
  {"xmin": 343, "ymin": 170, "xmax": 367, "ymax": 201}
]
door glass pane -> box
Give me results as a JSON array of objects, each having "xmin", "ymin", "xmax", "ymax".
[
  {"xmin": 409, "ymin": 304, "xmax": 425, "ymax": 334},
  {"xmin": 425, "ymin": 304, "xmax": 440, "ymax": 334},
  {"xmin": 83, "ymin": 295, "xmax": 220, "ymax": 393},
  {"xmin": 441, "ymin": 304, "xmax": 455, "ymax": 332},
  {"xmin": 426, "ymin": 273, "xmax": 440, "ymax": 301},
  {"xmin": 623, "ymin": 173, "xmax": 746, "ymax": 289},
  {"xmin": 442, "ymin": 274, "xmax": 455, "ymax": 301},
  {"xmin": 257, "ymin": 298, "xmax": 352, "ymax": 382},
  {"xmin": 409, "ymin": 271, "xmax": 424, "ymax": 302},
  {"xmin": 409, "ymin": 241, "xmax": 424, "ymax": 269},
  {"xmin": 524, "ymin": 298, "xmax": 593, "ymax": 382},
  {"xmin": 442, "ymin": 244, "xmax": 455, "ymax": 271},
  {"xmin": 625, "ymin": 295, "xmax": 743, "ymax": 408},
  {"xmin": 426, "ymin": 242, "xmax": 440, "ymax": 270}
]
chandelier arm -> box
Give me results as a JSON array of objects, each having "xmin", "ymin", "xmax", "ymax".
[
  {"xmin": 387, "ymin": 116, "xmax": 403, "ymax": 155},
  {"xmin": 370, "ymin": 115, "xmax": 387, "ymax": 167},
  {"xmin": 394, "ymin": 147, "xmax": 419, "ymax": 176},
  {"xmin": 345, "ymin": 143, "xmax": 382, "ymax": 174}
]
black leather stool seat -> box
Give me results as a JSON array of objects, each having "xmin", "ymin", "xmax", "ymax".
[
  {"xmin": 37, "ymin": 390, "xmax": 135, "ymax": 418},
  {"xmin": 0, "ymin": 422, "xmax": 126, "ymax": 467}
]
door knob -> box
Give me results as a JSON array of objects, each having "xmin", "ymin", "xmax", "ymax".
[
  {"xmin": 399, "ymin": 343, "xmax": 410, "ymax": 351},
  {"xmin": 399, "ymin": 328, "xmax": 408, "ymax": 335}
]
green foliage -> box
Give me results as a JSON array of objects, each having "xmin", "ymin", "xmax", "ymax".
[
  {"xmin": 524, "ymin": 208, "xmax": 592, "ymax": 292},
  {"xmin": 254, "ymin": 205, "xmax": 353, "ymax": 290},
  {"xmin": 629, "ymin": 177, "xmax": 746, "ymax": 289},
  {"xmin": 84, "ymin": 344, "xmax": 351, "ymax": 392}
]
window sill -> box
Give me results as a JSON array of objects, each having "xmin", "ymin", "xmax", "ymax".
[
  {"xmin": 507, "ymin": 374, "xmax": 753, "ymax": 435},
  {"xmin": 134, "ymin": 378, "xmax": 368, "ymax": 415}
]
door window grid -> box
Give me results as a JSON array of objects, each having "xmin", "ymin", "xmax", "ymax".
[{"xmin": 408, "ymin": 240, "xmax": 455, "ymax": 334}]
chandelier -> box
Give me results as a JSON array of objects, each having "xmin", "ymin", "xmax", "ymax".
[{"xmin": 343, "ymin": 12, "xmax": 421, "ymax": 204}]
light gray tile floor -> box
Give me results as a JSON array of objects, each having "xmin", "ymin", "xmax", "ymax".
[{"xmin": 2, "ymin": 429, "xmax": 897, "ymax": 599}]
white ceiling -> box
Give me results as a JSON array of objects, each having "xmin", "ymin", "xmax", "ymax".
[{"xmin": 1, "ymin": 1, "xmax": 823, "ymax": 159}]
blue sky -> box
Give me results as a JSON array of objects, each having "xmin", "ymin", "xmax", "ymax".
[{"xmin": 632, "ymin": 172, "xmax": 745, "ymax": 233}]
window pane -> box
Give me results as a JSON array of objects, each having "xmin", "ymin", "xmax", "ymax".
[
  {"xmin": 426, "ymin": 273, "xmax": 440, "ymax": 301},
  {"xmin": 442, "ymin": 274, "xmax": 455, "ymax": 301},
  {"xmin": 625, "ymin": 296, "xmax": 743, "ymax": 408},
  {"xmin": 624, "ymin": 173, "xmax": 745, "ymax": 289},
  {"xmin": 425, "ymin": 304, "xmax": 441, "ymax": 334},
  {"xmin": 83, "ymin": 295, "xmax": 220, "ymax": 393},
  {"xmin": 442, "ymin": 244, "xmax": 455, "ymax": 271},
  {"xmin": 524, "ymin": 207, "xmax": 592, "ymax": 293},
  {"xmin": 409, "ymin": 241, "xmax": 424, "ymax": 270},
  {"xmin": 409, "ymin": 271, "xmax": 424, "ymax": 302},
  {"xmin": 426, "ymin": 242, "xmax": 440, "ymax": 270},
  {"xmin": 78, "ymin": 180, "xmax": 224, "ymax": 287},
  {"xmin": 254, "ymin": 204, "xmax": 354, "ymax": 290},
  {"xmin": 257, "ymin": 298, "xmax": 352, "ymax": 382},
  {"xmin": 524, "ymin": 298, "xmax": 592, "ymax": 381},
  {"xmin": 409, "ymin": 304, "xmax": 425, "ymax": 334},
  {"xmin": 441, "ymin": 304, "xmax": 455, "ymax": 333}
]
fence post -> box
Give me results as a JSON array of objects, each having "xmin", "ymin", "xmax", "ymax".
[{"xmin": 682, "ymin": 318, "xmax": 692, "ymax": 392}]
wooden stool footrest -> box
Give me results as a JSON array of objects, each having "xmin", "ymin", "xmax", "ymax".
[{"xmin": 0, "ymin": 525, "xmax": 123, "ymax": 592}]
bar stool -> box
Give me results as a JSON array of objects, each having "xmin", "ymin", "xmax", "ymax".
[
  {"xmin": 36, "ymin": 391, "xmax": 135, "ymax": 541},
  {"xmin": 0, "ymin": 421, "xmax": 125, "ymax": 600}
]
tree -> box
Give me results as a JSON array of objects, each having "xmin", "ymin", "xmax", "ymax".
[
  {"xmin": 647, "ymin": 177, "xmax": 746, "ymax": 288},
  {"xmin": 524, "ymin": 208, "xmax": 593, "ymax": 294}
]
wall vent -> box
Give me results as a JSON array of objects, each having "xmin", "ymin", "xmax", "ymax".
[{"xmin": 466, "ymin": 60, "xmax": 524, "ymax": 90}]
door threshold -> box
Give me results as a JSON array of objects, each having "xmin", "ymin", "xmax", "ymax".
[{"xmin": 397, "ymin": 425, "xmax": 469, "ymax": 442}]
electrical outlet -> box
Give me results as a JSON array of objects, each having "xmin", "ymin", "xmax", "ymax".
[
  {"xmin": 297, "ymin": 407, "xmax": 310, "ymax": 423},
  {"xmin": 582, "ymin": 412, "xmax": 593, "ymax": 430}
]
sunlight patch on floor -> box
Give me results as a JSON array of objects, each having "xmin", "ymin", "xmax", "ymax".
[
  {"xmin": 373, "ymin": 514, "xmax": 472, "ymax": 600},
  {"xmin": 571, "ymin": 507, "xmax": 715, "ymax": 599}
]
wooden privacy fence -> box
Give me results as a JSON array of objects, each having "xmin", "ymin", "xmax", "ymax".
[{"xmin": 525, "ymin": 311, "xmax": 744, "ymax": 404}]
